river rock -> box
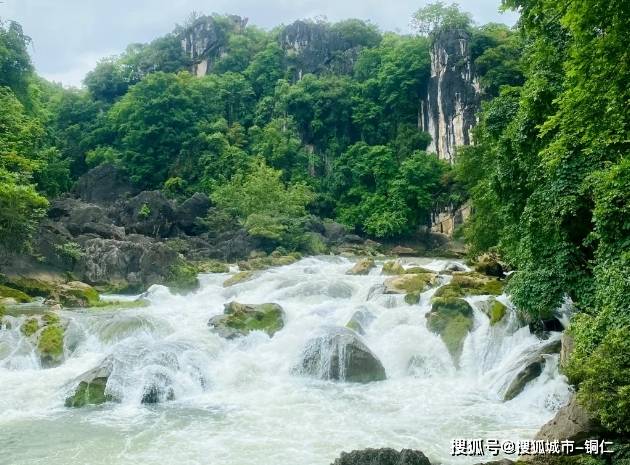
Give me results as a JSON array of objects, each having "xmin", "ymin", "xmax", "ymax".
[
  {"xmin": 65, "ymin": 359, "xmax": 114, "ymax": 407},
  {"xmin": 482, "ymin": 299, "xmax": 507, "ymax": 325},
  {"xmin": 382, "ymin": 260, "xmax": 405, "ymax": 275},
  {"xmin": 502, "ymin": 340, "xmax": 561, "ymax": 401},
  {"xmin": 299, "ymin": 327, "xmax": 386, "ymax": 383},
  {"xmin": 331, "ymin": 448, "xmax": 431, "ymax": 465},
  {"xmin": 384, "ymin": 273, "xmax": 437, "ymax": 295},
  {"xmin": 560, "ymin": 333, "xmax": 574, "ymax": 368},
  {"xmin": 208, "ymin": 301, "xmax": 285, "ymax": 339},
  {"xmin": 426, "ymin": 297, "xmax": 474, "ymax": 365},
  {"xmin": 390, "ymin": 246, "xmax": 416, "ymax": 256},
  {"xmin": 345, "ymin": 308, "xmax": 375, "ymax": 335},
  {"xmin": 433, "ymin": 271, "xmax": 503, "ymax": 299},
  {"xmin": 473, "ymin": 252, "xmax": 504, "ymax": 277},
  {"xmin": 346, "ymin": 258, "xmax": 375, "ymax": 275},
  {"xmin": 223, "ymin": 271, "xmax": 255, "ymax": 287},
  {"xmin": 51, "ymin": 281, "xmax": 100, "ymax": 308},
  {"xmin": 535, "ymin": 394, "xmax": 604, "ymax": 442}
]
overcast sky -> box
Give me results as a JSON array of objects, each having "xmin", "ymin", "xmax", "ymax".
[{"xmin": 1, "ymin": 0, "xmax": 518, "ymax": 87}]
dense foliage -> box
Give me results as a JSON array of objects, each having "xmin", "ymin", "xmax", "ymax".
[{"xmin": 458, "ymin": 0, "xmax": 629, "ymax": 433}]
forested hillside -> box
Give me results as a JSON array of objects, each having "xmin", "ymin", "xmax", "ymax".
[{"xmin": 0, "ymin": 0, "xmax": 628, "ymax": 450}]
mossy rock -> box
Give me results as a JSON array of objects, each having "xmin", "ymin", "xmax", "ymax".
[
  {"xmin": 346, "ymin": 258, "xmax": 375, "ymax": 275},
  {"xmin": 404, "ymin": 267, "xmax": 435, "ymax": 275},
  {"xmin": 166, "ymin": 262, "xmax": 200, "ymax": 294},
  {"xmin": 208, "ymin": 301, "xmax": 285, "ymax": 339},
  {"xmin": 404, "ymin": 292, "xmax": 421, "ymax": 305},
  {"xmin": 89, "ymin": 299, "xmax": 150, "ymax": 310},
  {"xmin": 433, "ymin": 272, "xmax": 504, "ymax": 299},
  {"xmin": 5, "ymin": 277, "xmax": 55, "ymax": 298},
  {"xmin": 488, "ymin": 300, "xmax": 507, "ymax": 325},
  {"xmin": 0, "ymin": 285, "xmax": 32, "ymax": 303},
  {"xmin": 21, "ymin": 317, "xmax": 40, "ymax": 336},
  {"xmin": 38, "ymin": 324, "xmax": 64, "ymax": 365},
  {"xmin": 238, "ymin": 254, "xmax": 299, "ymax": 271},
  {"xmin": 384, "ymin": 273, "xmax": 437, "ymax": 294},
  {"xmin": 473, "ymin": 253, "xmax": 504, "ymax": 277},
  {"xmin": 196, "ymin": 260, "xmax": 230, "ymax": 273},
  {"xmin": 223, "ymin": 271, "xmax": 256, "ymax": 287},
  {"xmin": 52, "ymin": 281, "xmax": 100, "ymax": 307},
  {"xmin": 65, "ymin": 378, "xmax": 111, "ymax": 408},
  {"xmin": 382, "ymin": 260, "xmax": 405, "ymax": 275},
  {"xmin": 426, "ymin": 297, "xmax": 474, "ymax": 364}
]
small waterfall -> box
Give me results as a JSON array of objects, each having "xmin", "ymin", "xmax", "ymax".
[{"xmin": 0, "ymin": 256, "xmax": 570, "ymax": 465}]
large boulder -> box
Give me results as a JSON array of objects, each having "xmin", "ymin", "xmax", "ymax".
[
  {"xmin": 51, "ymin": 281, "xmax": 100, "ymax": 307},
  {"xmin": 208, "ymin": 301, "xmax": 285, "ymax": 339},
  {"xmin": 65, "ymin": 359, "xmax": 114, "ymax": 407},
  {"xmin": 49, "ymin": 198, "xmax": 124, "ymax": 240},
  {"xmin": 426, "ymin": 297, "xmax": 474, "ymax": 365},
  {"xmin": 346, "ymin": 258, "xmax": 375, "ymax": 275},
  {"xmin": 382, "ymin": 260, "xmax": 406, "ymax": 275},
  {"xmin": 502, "ymin": 340, "xmax": 561, "ymax": 401},
  {"xmin": 535, "ymin": 394, "xmax": 604, "ymax": 442},
  {"xmin": 331, "ymin": 448, "xmax": 431, "ymax": 465},
  {"xmin": 345, "ymin": 307, "xmax": 376, "ymax": 335},
  {"xmin": 384, "ymin": 273, "xmax": 438, "ymax": 295},
  {"xmin": 174, "ymin": 193, "xmax": 211, "ymax": 235},
  {"xmin": 473, "ymin": 252, "xmax": 505, "ymax": 277},
  {"xmin": 299, "ymin": 327, "xmax": 386, "ymax": 383},
  {"xmin": 433, "ymin": 271, "xmax": 503, "ymax": 299},
  {"xmin": 74, "ymin": 164, "xmax": 138, "ymax": 205},
  {"xmin": 116, "ymin": 191, "xmax": 176, "ymax": 238}
]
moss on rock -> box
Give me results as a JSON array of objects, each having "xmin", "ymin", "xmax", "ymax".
[
  {"xmin": 223, "ymin": 271, "xmax": 256, "ymax": 287},
  {"xmin": 382, "ymin": 260, "xmax": 405, "ymax": 275},
  {"xmin": 196, "ymin": 260, "xmax": 230, "ymax": 273},
  {"xmin": 384, "ymin": 273, "xmax": 437, "ymax": 294},
  {"xmin": 0, "ymin": 285, "xmax": 32, "ymax": 303},
  {"xmin": 65, "ymin": 378, "xmax": 111, "ymax": 408},
  {"xmin": 54, "ymin": 281, "xmax": 100, "ymax": 307},
  {"xmin": 433, "ymin": 271, "xmax": 504, "ymax": 299},
  {"xmin": 404, "ymin": 292, "xmax": 421, "ymax": 305},
  {"xmin": 21, "ymin": 317, "xmax": 40, "ymax": 336},
  {"xmin": 166, "ymin": 261, "xmax": 200, "ymax": 294},
  {"xmin": 346, "ymin": 258, "xmax": 375, "ymax": 275},
  {"xmin": 208, "ymin": 301, "xmax": 285, "ymax": 338},
  {"xmin": 426, "ymin": 297, "xmax": 474, "ymax": 364},
  {"xmin": 488, "ymin": 300, "xmax": 507, "ymax": 325},
  {"xmin": 38, "ymin": 324, "xmax": 64, "ymax": 365},
  {"xmin": 5, "ymin": 277, "xmax": 55, "ymax": 298}
]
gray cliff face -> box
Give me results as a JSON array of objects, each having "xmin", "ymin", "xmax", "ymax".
[
  {"xmin": 420, "ymin": 29, "xmax": 480, "ymax": 163},
  {"xmin": 179, "ymin": 15, "xmax": 248, "ymax": 77}
]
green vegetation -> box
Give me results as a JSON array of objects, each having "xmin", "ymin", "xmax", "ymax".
[
  {"xmin": 37, "ymin": 324, "xmax": 64, "ymax": 359},
  {"xmin": 426, "ymin": 297, "xmax": 474, "ymax": 362},
  {"xmin": 0, "ymin": 284, "xmax": 32, "ymax": 303},
  {"xmin": 65, "ymin": 378, "xmax": 111, "ymax": 408},
  {"xmin": 20, "ymin": 317, "xmax": 39, "ymax": 336}
]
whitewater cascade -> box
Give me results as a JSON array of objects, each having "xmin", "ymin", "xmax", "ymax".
[{"xmin": 0, "ymin": 256, "xmax": 570, "ymax": 465}]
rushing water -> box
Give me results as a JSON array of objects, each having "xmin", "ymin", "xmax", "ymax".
[{"xmin": 0, "ymin": 256, "xmax": 570, "ymax": 465}]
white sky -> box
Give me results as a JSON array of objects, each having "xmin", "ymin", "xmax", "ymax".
[{"xmin": 1, "ymin": 0, "xmax": 518, "ymax": 87}]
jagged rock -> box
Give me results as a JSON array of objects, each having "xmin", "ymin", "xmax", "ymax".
[
  {"xmin": 483, "ymin": 299, "xmax": 507, "ymax": 325},
  {"xmin": 174, "ymin": 193, "xmax": 211, "ymax": 235},
  {"xmin": 49, "ymin": 198, "xmax": 124, "ymax": 240},
  {"xmin": 117, "ymin": 191, "xmax": 176, "ymax": 238},
  {"xmin": 299, "ymin": 327, "xmax": 386, "ymax": 383},
  {"xmin": 74, "ymin": 164, "xmax": 138, "ymax": 205},
  {"xmin": 535, "ymin": 395, "xmax": 604, "ymax": 442},
  {"xmin": 65, "ymin": 359, "xmax": 114, "ymax": 407},
  {"xmin": 346, "ymin": 258, "xmax": 375, "ymax": 275},
  {"xmin": 384, "ymin": 273, "xmax": 437, "ymax": 295},
  {"xmin": 208, "ymin": 301, "xmax": 285, "ymax": 339},
  {"xmin": 345, "ymin": 308, "xmax": 375, "ymax": 335},
  {"xmin": 502, "ymin": 340, "xmax": 561, "ymax": 401},
  {"xmin": 420, "ymin": 29, "xmax": 479, "ymax": 162},
  {"xmin": 331, "ymin": 448, "xmax": 430, "ymax": 465},
  {"xmin": 426, "ymin": 297, "xmax": 474, "ymax": 364}
]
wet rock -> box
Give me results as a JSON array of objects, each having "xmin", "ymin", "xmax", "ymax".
[
  {"xmin": 483, "ymin": 299, "xmax": 507, "ymax": 325},
  {"xmin": 560, "ymin": 333, "xmax": 574, "ymax": 368},
  {"xmin": 0, "ymin": 285, "xmax": 32, "ymax": 303},
  {"xmin": 51, "ymin": 281, "xmax": 99, "ymax": 308},
  {"xmin": 535, "ymin": 394, "xmax": 604, "ymax": 443},
  {"xmin": 382, "ymin": 260, "xmax": 405, "ymax": 275},
  {"xmin": 344, "ymin": 234, "xmax": 364, "ymax": 244},
  {"xmin": 426, "ymin": 297, "xmax": 474, "ymax": 364},
  {"xmin": 174, "ymin": 193, "xmax": 211, "ymax": 235},
  {"xmin": 445, "ymin": 262, "xmax": 467, "ymax": 272},
  {"xmin": 345, "ymin": 308, "xmax": 375, "ymax": 335},
  {"xmin": 502, "ymin": 340, "xmax": 561, "ymax": 401},
  {"xmin": 208, "ymin": 301, "xmax": 285, "ymax": 339},
  {"xmin": 346, "ymin": 258, "xmax": 375, "ymax": 275},
  {"xmin": 299, "ymin": 327, "xmax": 386, "ymax": 383},
  {"xmin": 528, "ymin": 317, "xmax": 564, "ymax": 338},
  {"xmin": 196, "ymin": 260, "xmax": 230, "ymax": 273},
  {"xmin": 223, "ymin": 271, "xmax": 256, "ymax": 287},
  {"xmin": 433, "ymin": 271, "xmax": 503, "ymax": 299},
  {"xmin": 38, "ymin": 324, "xmax": 65, "ymax": 367},
  {"xmin": 474, "ymin": 252, "xmax": 504, "ymax": 278},
  {"xmin": 331, "ymin": 448, "xmax": 431, "ymax": 465},
  {"xmin": 384, "ymin": 273, "xmax": 438, "ymax": 295},
  {"xmin": 65, "ymin": 359, "xmax": 114, "ymax": 407},
  {"xmin": 74, "ymin": 164, "xmax": 138, "ymax": 205}
]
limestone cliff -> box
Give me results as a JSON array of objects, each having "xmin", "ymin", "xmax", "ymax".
[
  {"xmin": 179, "ymin": 15, "xmax": 248, "ymax": 77},
  {"xmin": 420, "ymin": 29, "xmax": 480, "ymax": 163}
]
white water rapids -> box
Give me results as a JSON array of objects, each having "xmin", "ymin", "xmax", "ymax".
[{"xmin": 0, "ymin": 256, "xmax": 570, "ymax": 465}]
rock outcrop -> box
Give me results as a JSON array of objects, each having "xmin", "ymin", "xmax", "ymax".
[
  {"xmin": 426, "ymin": 297, "xmax": 474, "ymax": 364},
  {"xmin": 299, "ymin": 327, "xmax": 386, "ymax": 383},
  {"xmin": 502, "ymin": 340, "xmax": 561, "ymax": 401},
  {"xmin": 420, "ymin": 29, "xmax": 480, "ymax": 163},
  {"xmin": 331, "ymin": 448, "xmax": 431, "ymax": 465},
  {"xmin": 535, "ymin": 394, "xmax": 604, "ymax": 442}
]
